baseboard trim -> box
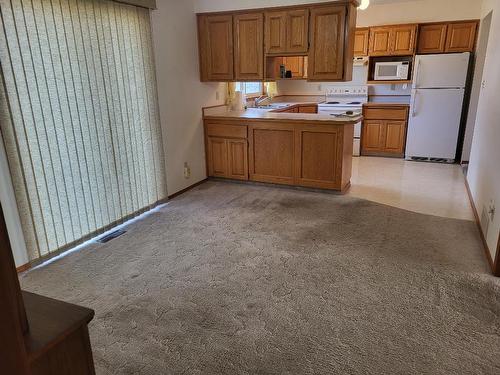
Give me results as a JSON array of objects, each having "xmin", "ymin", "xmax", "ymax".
[
  {"xmin": 168, "ymin": 179, "xmax": 208, "ymax": 199},
  {"xmin": 464, "ymin": 177, "xmax": 499, "ymax": 276},
  {"xmin": 16, "ymin": 262, "xmax": 31, "ymax": 274}
]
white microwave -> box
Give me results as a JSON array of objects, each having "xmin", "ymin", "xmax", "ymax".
[{"xmin": 373, "ymin": 61, "xmax": 410, "ymax": 81}]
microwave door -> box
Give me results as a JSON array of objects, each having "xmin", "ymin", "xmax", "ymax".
[{"xmin": 375, "ymin": 64, "xmax": 398, "ymax": 80}]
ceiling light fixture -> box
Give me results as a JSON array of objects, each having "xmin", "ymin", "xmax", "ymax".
[{"xmin": 358, "ymin": 0, "xmax": 370, "ymax": 10}]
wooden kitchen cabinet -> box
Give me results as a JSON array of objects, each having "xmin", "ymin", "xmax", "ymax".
[
  {"xmin": 417, "ymin": 21, "xmax": 478, "ymax": 54},
  {"xmin": 368, "ymin": 26, "xmax": 392, "ymax": 56},
  {"xmin": 361, "ymin": 104, "xmax": 409, "ymax": 157},
  {"xmin": 445, "ymin": 21, "xmax": 478, "ymax": 52},
  {"xmin": 205, "ymin": 122, "xmax": 248, "ymax": 180},
  {"xmin": 234, "ymin": 13, "xmax": 264, "ymax": 80},
  {"xmin": 369, "ymin": 24, "xmax": 417, "ymax": 56},
  {"xmin": 265, "ymin": 9, "xmax": 309, "ymax": 54},
  {"xmin": 265, "ymin": 11, "xmax": 287, "ymax": 54},
  {"xmin": 417, "ymin": 23, "xmax": 448, "ymax": 54},
  {"xmin": 248, "ymin": 124, "xmax": 295, "ymax": 185},
  {"xmin": 198, "ymin": 14, "xmax": 234, "ymax": 81},
  {"xmin": 286, "ymin": 9, "xmax": 309, "ymax": 53},
  {"xmin": 354, "ymin": 28, "xmax": 369, "ymax": 56},
  {"xmin": 308, "ymin": 4, "xmax": 354, "ymax": 81},
  {"xmin": 295, "ymin": 124, "xmax": 352, "ymax": 190}
]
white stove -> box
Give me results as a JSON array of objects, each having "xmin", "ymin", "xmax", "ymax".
[{"xmin": 318, "ymin": 86, "xmax": 368, "ymax": 156}]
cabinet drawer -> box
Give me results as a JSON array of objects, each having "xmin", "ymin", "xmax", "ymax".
[
  {"xmin": 206, "ymin": 123, "xmax": 247, "ymax": 138},
  {"xmin": 363, "ymin": 107, "xmax": 408, "ymax": 121}
]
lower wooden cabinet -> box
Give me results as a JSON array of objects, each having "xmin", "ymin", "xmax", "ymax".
[
  {"xmin": 207, "ymin": 136, "xmax": 248, "ymax": 180},
  {"xmin": 248, "ymin": 124, "xmax": 295, "ymax": 184},
  {"xmin": 205, "ymin": 119, "xmax": 354, "ymax": 191},
  {"xmin": 361, "ymin": 104, "xmax": 409, "ymax": 157}
]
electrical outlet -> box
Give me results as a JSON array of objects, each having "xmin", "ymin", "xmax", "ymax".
[
  {"xmin": 183, "ymin": 162, "xmax": 191, "ymax": 179},
  {"xmin": 216, "ymin": 91, "xmax": 220, "ymax": 101},
  {"xmin": 317, "ymin": 84, "xmax": 322, "ymax": 92}
]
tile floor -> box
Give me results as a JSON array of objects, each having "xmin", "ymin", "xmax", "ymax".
[{"xmin": 348, "ymin": 157, "xmax": 474, "ymax": 221}]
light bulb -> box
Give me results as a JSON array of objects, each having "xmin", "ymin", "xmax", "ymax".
[{"xmin": 359, "ymin": 0, "xmax": 370, "ymax": 10}]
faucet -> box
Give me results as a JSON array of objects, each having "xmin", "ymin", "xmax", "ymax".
[{"xmin": 254, "ymin": 95, "xmax": 271, "ymax": 107}]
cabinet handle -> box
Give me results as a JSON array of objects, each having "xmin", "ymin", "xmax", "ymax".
[
  {"xmin": 414, "ymin": 59, "xmax": 421, "ymax": 87},
  {"xmin": 412, "ymin": 90, "xmax": 418, "ymax": 117}
]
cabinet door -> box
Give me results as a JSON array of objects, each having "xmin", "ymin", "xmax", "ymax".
[
  {"xmin": 361, "ymin": 120, "xmax": 384, "ymax": 152},
  {"xmin": 308, "ymin": 5, "xmax": 346, "ymax": 80},
  {"xmin": 391, "ymin": 25, "xmax": 417, "ymax": 55},
  {"xmin": 295, "ymin": 126, "xmax": 342, "ymax": 189},
  {"xmin": 283, "ymin": 56, "xmax": 304, "ymax": 78},
  {"xmin": 265, "ymin": 11, "xmax": 287, "ymax": 54},
  {"xmin": 287, "ymin": 9, "xmax": 309, "ymax": 53},
  {"xmin": 417, "ymin": 24, "xmax": 448, "ymax": 54},
  {"xmin": 249, "ymin": 125, "xmax": 295, "ymax": 184},
  {"xmin": 207, "ymin": 137, "xmax": 228, "ymax": 177},
  {"xmin": 234, "ymin": 13, "xmax": 264, "ymax": 80},
  {"xmin": 198, "ymin": 15, "xmax": 234, "ymax": 81},
  {"xmin": 227, "ymin": 139, "xmax": 248, "ymax": 180},
  {"xmin": 383, "ymin": 121, "xmax": 406, "ymax": 155},
  {"xmin": 354, "ymin": 28, "xmax": 369, "ymax": 56},
  {"xmin": 369, "ymin": 27, "xmax": 392, "ymax": 56},
  {"xmin": 445, "ymin": 22, "xmax": 477, "ymax": 53}
]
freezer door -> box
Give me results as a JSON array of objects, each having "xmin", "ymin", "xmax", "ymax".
[
  {"xmin": 406, "ymin": 88, "xmax": 465, "ymax": 160},
  {"xmin": 413, "ymin": 53, "xmax": 470, "ymax": 89}
]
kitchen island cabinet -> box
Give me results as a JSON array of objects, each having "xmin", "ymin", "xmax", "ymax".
[{"xmin": 203, "ymin": 107, "xmax": 359, "ymax": 192}]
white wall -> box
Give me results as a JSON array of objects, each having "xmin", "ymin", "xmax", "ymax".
[
  {"xmin": 151, "ymin": 0, "xmax": 226, "ymax": 196},
  {"xmin": 0, "ymin": 133, "xmax": 29, "ymax": 267},
  {"xmin": 195, "ymin": 0, "xmax": 482, "ymax": 24},
  {"xmin": 467, "ymin": 0, "xmax": 500, "ymax": 263}
]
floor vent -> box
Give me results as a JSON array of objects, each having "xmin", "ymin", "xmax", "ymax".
[
  {"xmin": 97, "ymin": 229, "xmax": 126, "ymax": 244},
  {"xmin": 410, "ymin": 157, "xmax": 455, "ymax": 164}
]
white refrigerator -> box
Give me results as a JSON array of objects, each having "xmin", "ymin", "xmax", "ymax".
[{"xmin": 406, "ymin": 52, "xmax": 471, "ymax": 162}]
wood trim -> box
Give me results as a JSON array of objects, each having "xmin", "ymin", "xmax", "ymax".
[
  {"xmin": 17, "ymin": 262, "xmax": 31, "ymax": 274},
  {"xmin": 464, "ymin": 177, "xmax": 498, "ymax": 276},
  {"xmin": 167, "ymin": 179, "xmax": 208, "ymax": 200}
]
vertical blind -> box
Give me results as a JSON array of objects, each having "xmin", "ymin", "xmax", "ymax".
[{"xmin": 0, "ymin": 0, "xmax": 167, "ymax": 262}]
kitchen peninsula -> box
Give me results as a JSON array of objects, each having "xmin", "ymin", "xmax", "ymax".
[{"xmin": 203, "ymin": 105, "xmax": 361, "ymax": 192}]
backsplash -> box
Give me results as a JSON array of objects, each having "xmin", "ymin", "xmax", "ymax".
[{"xmin": 276, "ymin": 65, "xmax": 411, "ymax": 97}]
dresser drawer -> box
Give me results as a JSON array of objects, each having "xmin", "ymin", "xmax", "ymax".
[
  {"xmin": 205, "ymin": 123, "xmax": 247, "ymax": 138},
  {"xmin": 363, "ymin": 107, "xmax": 408, "ymax": 121}
]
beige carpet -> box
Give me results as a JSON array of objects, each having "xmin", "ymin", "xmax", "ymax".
[{"xmin": 21, "ymin": 181, "xmax": 500, "ymax": 374}]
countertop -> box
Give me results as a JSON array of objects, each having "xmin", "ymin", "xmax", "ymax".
[{"xmin": 203, "ymin": 106, "xmax": 362, "ymax": 124}]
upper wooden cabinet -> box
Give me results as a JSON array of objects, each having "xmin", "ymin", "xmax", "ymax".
[
  {"xmin": 417, "ymin": 24, "xmax": 448, "ymax": 54},
  {"xmin": 286, "ymin": 9, "xmax": 309, "ymax": 53},
  {"xmin": 369, "ymin": 26, "xmax": 392, "ymax": 56},
  {"xmin": 392, "ymin": 25, "xmax": 417, "ymax": 55},
  {"xmin": 265, "ymin": 9, "xmax": 309, "ymax": 54},
  {"xmin": 417, "ymin": 21, "xmax": 478, "ymax": 54},
  {"xmin": 445, "ymin": 21, "xmax": 478, "ymax": 52},
  {"xmin": 198, "ymin": 15, "xmax": 234, "ymax": 81},
  {"xmin": 308, "ymin": 5, "xmax": 353, "ymax": 81},
  {"xmin": 354, "ymin": 28, "xmax": 369, "ymax": 56},
  {"xmin": 234, "ymin": 13, "xmax": 264, "ymax": 80},
  {"xmin": 369, "ymin": 24, "xmax": 417, "ymax": 56},
  {"xmin": 198, "ymin": 2, "xmax": 356, "ymax": 82},
  {"xmin": 265, "ymin": 11, "xmax": 287, "ymax": 54}
]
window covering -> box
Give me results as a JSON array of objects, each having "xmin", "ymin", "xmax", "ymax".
[{"xmin": 0, "ymin": 0, "xmax": 167, "ymax": 262}]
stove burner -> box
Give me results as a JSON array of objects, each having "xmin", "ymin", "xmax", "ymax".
[
  {"xmin": 348, "ymin": 101, "xmax": 362, "ymax": 105},
  {"xmin": 326, "ymin": 101, "xmax": 340, "ymax": 104}
]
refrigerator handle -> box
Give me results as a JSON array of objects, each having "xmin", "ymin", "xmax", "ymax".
[
  {"xmin": 412, "ymin": 90, "xmax": 418, "ymax": 117},
  {"xmin": 414, "ymin": 59, "xmax": 421, "ymax": 88}
]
